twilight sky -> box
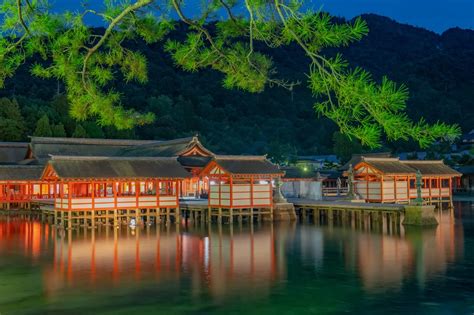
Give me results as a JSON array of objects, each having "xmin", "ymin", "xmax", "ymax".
[
  {"xmin": 53, "ymin": 0, "xmax": 474, "ymax": 33},
  {"xmin": 314, "ymin": 0, "xmax": 473, "ymax": 33}
]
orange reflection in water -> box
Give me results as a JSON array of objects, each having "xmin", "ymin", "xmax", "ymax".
[
  {"xmin": 38, "ymin": 224, "xmax": 290, "ymax": 300},
  {"xmin": 0, "ymin": 219, "xmax": 53, "ymax": 259},
  {"xmin": 333, "ymin": 210, "xmax": 464, "ymax": 291},
  {"xmin": 0, "ymin": 210, "xmax": 464, "ymax": 299}
]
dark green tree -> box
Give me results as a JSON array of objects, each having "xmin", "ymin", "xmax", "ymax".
[
  {"xmin": 332, "ymin": 131, "xmax": 363, "ymax": 163},
  {"xmin": 34, "ymin": 114, "xmax": 53, "ymax": 137},
  {"xmin": 0, "ymin": 0, "xmax": 460, "ymax": 148},
  {"xmin": 72, "ymin": 124, "xmax": 88, "ymax": 138},
  {"xmin": 52, "ymin": 123, "xmax": 67, "ymax": 137},
  {"xmin": 0, "ymin": 98, "xmax": 26, "ymax": 141},
  {"xmin": 83, "ymin": 122, "xmax": 105, "ymax": 138}
]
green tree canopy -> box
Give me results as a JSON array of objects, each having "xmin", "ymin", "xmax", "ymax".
[
  {"xmin": 0, "ymin": 0, "xmax": 460, "ymax": 148},
  {"xmin": 0, "ymin": 97, "xmax": 26, "ymax": 141},
  {"xmin": 332, "ymin": 131, "xmax": 363, "ymax": 163},
  {"xmin": 52, "ymin": 123, "xmax": 67, "ymax": 137},
  {"xmin": 34, "ymin": 114, "xmax": 52, "ymax": 137},
  {"xmin": 72, "ymin": 124, "xmax": 88, "ymax": 138}
]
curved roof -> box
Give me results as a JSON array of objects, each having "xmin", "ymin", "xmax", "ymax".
[
  {"xmin": 357, "ymin": 157, "xmax": 461, "ymax": 177},
  {"xmin": 45, "ymin": 156, "xmax": 190, "ymax": 180},
  {"xmin": 361, "ymin": 157, "xmax": 416, "ymax": 175},
  {"xmin": 208, "ymin": 156, "xmax": 283, "ymax": 176},
  {"xmin": 118, "ymin": 136, "xmax": 214, "ymax": 159},
  {"xmin": 28, "ymin": 137, "xmax": 157, "ymax": 164},
  {"xmin": 401, "ymin": 160, "xmax": 461, "ymax": 176},
  {"xmin": 0, "ymin": 165, "xmax": 44, "ymax": 181},
  {"xmin": 0, "ymin": 142, "xmax": 28, "ymax": 164}
]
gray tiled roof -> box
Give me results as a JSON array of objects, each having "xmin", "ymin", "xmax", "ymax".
[
  {"xmin": 48, "ymin": 156, "xmax": 190, "ymax": 180},
  {"xmin": 0, "ymin": 165, "xmax": 44, "ymax": 180}
]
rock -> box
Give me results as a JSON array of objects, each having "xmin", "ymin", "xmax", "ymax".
[
  {"xmin": 402, "ymin": 205, "xmax": 438, "ymax": 226},
  {"xmin": 272, "ymin": 203, "xmax": 297, "ymax": 221}
]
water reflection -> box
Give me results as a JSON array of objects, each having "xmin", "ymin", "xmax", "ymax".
[{"xmin": 0, "ymin": 207, "xmax": 466, "ymax": 307}]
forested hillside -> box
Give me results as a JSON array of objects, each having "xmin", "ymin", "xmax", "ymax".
[{"xmin": 1, "ymin": 14, "xmax": 473, "ymax": 159}]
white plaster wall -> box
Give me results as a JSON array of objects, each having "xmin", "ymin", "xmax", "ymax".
[{"xmin": 282, "ymin": 181, "xmax": 322, "ymax": 200}]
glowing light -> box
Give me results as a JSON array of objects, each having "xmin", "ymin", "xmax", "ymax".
[
  {"xmin": 259, "ymin": 180, "xmax": 268, "ymax": 185},
  {"xmin": 210, "ymin": 181, "xmax": 216, "ymax": 185}
]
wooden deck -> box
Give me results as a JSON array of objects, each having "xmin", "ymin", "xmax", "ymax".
[{"xmin": 289, "ymin": 198, "xmax": 404, "ymax": 212}]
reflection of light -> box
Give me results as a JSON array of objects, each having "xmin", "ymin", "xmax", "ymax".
[
  {"xmin": 259, "ymin": 180, "xmax": 268, "ymax": 185},
  {"xmin": 210, "ymin": 181, "xmax": 216, "ymax": 185},
  {"xmin": 204, "ymin": 237, "xmax": 209, "ymax": 272}
]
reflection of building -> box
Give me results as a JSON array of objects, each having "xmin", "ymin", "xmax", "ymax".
[
  {"xmin": 330, "ymin": 211, "xmax": 463, "ymax": 291},
  {"xmin": 0, "ymin": 219, "xmax": 52, "ymax": 258},
  {"xmin": 39, "ymin": 225, "xmax": 282, "ymax": 299}
]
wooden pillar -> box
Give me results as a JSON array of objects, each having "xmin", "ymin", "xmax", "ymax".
[
  {"xmin": 406, "ymin": 176, "xmax": 410, "ymax": 204},
  {"xmin": 380, "ymin": 175, "xmax": 384, "ymax": 203},
  {"xmin": 366, "ymin": 168, "xmax": 369, "ymax": 201},
  {"xmin": 175, "ymin": 180, "xmax": 180, "ymax": 223},
  {"xmin": 428, "ymin": 177, "xmax": 432, "ymax": 204},
  {"xmin": 394, "ymin": 176, "xmax": 397, "ymax": 203},
  {"xmin": 449, "ymin": 177, "xmax": 453, "ymax": 208},
  {"xmin": 229, "ymin": 177, "xmax": 233, "ymax": 224},
  {"xmin": 135, "ymin": 180, "xmax": 140, "ymax": 210},
  {"xmin": 438, "ymin": 177, "xmax": 442, "ymax": 201},
  {"xmin": 91, "ymin": 180, "xmax": 95, "ymax": 210},
  {"xmin": 67, "ymin": 182, "xmax": 72, "ymax": 211},
  {"xmin": 250, "ymin": 176, "xmax": 254, "ymax": 217}
]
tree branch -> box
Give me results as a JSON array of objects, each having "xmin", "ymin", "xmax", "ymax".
[{"xmin": 81, "ymin": 0, "xmax": 153, "ymax": 89}]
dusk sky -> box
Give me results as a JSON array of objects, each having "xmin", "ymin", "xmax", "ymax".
[{"xmin": 53, "ymin": 0, "xmax": 473, "ymax": 33}]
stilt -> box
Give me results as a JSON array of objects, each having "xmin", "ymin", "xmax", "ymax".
[{"xmin": 175, "ymin": 207, "xmax": 180, "ymax": 224}]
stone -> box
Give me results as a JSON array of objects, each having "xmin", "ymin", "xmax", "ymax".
[
  {"xmin": 402, "ymin": 205, "xmax": 438, "ymax": 226},
  {"xmin": 272, "ymin": 202, "xmax": 297, "ymax": 221}
]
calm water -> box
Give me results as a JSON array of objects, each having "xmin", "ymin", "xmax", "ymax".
[{"xmin": 1, "ymin": 202, "xmax": 473, "ymax": 315}]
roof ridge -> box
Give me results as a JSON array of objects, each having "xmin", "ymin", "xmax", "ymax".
[
  {"xmin": 362, "ymin": 157, "xmax": 400, "ymax": 161},
  {"xmin": 29, "ymin": 136, "xmax": 158, "ymax": 146},
  {"xmin": 401, "ymin": 160, "xmax": 444, "ymax": 163},
  {"xmin": 50, "ymin": 155, "xmax": 178, "ymax": 161},
  {"xmin": 215, "ymin": 155, "xmax": 267, "ymax": 160},
  {"xmin": 0, "ymin": 164, "xmax": 44, "ymax": 168},
  {"xmin": 133, "ymin": 136, "xmax": 195, "ymax": 148},
  {"xmin": 0, "ymin": 142, "xmax": 29, "ymax": 146}
]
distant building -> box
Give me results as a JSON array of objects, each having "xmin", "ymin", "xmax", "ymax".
[
  {"xmin": 0, "ymin": 142, "xmax": 28, "ymax": 165},
  {"xmin": 459, "ymin": 129, "xmax": 474, "ymax": 150},
  {"xmin": 281, "ymin": 166, "xmax": 322, "ymax": 200},
  {"xmin": 455, "ymin": 165, "xmax": 474, "ymax": 194},
  {"xmin": 340, "ymin": 152, "xmax": 392, "ymax": 171},
  {"xmin": 294, "ymin": 155, "xmax": 339, "ymax": 171},
  {"xmin": 398, "ymin": 152, "xmax": 428, "ymax": 160},
  {"xmin": 353, "ymin": 157, "xmax": 461, "ymax": 204}
]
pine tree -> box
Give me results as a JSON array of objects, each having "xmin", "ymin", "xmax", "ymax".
[
  {"xmin": 72, "ymin": 124, "xmax": 88, "ymax": 138},
  {"xmin": 0, "ymin": 1, "xmax": 460, "ymax": 147},
  {"xmin": 34, "ymin": 114, "xmax": 53, "ymax": 137},
  {"xmin": 0, "ymin": 98, "xmax": 26, "ymax": 141},
  {"xmin": 52, "ymin": 123, "xmax": 67, "ymax": 137}
]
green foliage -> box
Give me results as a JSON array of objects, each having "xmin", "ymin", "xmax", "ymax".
[
  {"xmin": 0, "ymin": 97, "xmax": 26, "ymax": 141},
  {"xmin": 332, "ymin": 131, "xmax": 363, "ymax": 163},
  {"xmin": 52, "ymin": 123, "xmax": 67, "ymax": 137},
  {"xmin": 34, "ymin": 114, "xmax": 52, "ymax": 137},
  {"xmin": 0, "ymin": 0, "xmax": 461, "ymax": 148},
  {"xmin": 72, "ymin": 124, "xmax": 88, "ymax": 138}
]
